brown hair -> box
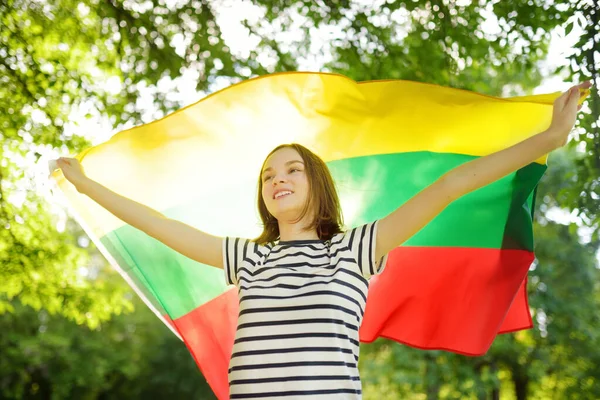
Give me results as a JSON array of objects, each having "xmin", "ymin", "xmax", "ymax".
[{"xmin": 254, "ymin": 143, "xmax": 344, "ymax": 244}]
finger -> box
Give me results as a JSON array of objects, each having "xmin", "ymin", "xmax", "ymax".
[
  {"xmin": 555, "ymin": 89, "xmax": 571, "ymax": 108},
  {"xmin": 568, "ymin": 87, "xmax": 580, "ymax": 105},
  {"xmin": 574, "ymin": 81, "xmax": 592, "ymax": 96},
  {"xmin": 557, "ymin": 88, "xmax": 576, "ymax": 112}
]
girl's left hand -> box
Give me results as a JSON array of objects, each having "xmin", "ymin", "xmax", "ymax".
[{"xmin": 547, "ymin": 80, "xmax": 593, "ymax": 148}]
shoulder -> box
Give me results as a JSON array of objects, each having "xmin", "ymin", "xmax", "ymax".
[
  {"xmin": 223, "ymin": 237, "xmax": 274, "ymax": 286},
  {"xmin": 223, "ymin": 237, "xmax": 272, "ymax": 260},
  {"xmin": 330, "ymin": 221, "xmax": 385, "ymax": 280},
  {"xmin": 331, "ymin": 221, "xmax": 378, "ymax": 247}
]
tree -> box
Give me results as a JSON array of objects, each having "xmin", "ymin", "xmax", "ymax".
[
  {"xmin": 0, "ymin": 297, "xmax": 215, "ymax": 399},
  {"xmin": 562, "ymin": 0, "xmax": 600, "ymax": 240},
  {"xmin": 0, "ymin": 0, "xmax": 260, "ymax": 327}
]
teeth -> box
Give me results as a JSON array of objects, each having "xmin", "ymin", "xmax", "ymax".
[{"xmin": 275, "ymin": 191, "xmax": 292, "ymax": 199}]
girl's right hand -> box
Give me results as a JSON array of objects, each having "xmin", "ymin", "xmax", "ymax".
[{"xmin": 55, "ymin": 157, "xmax": 88, "ymax": 189}]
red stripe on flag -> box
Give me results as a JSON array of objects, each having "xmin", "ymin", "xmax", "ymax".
[{"xmin": 360, "ymin": 246, "xmax": 534, "ymax": 355}]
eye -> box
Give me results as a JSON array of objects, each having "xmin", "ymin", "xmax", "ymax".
[
  {"xmin": 289, "ymin": 168, "xmax": 300, "ymax": 173},
  {"xmin": 263, "ymin": 176, "xmax": 272, "ymax": 182}
]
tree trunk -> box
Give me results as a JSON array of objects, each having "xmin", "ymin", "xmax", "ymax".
[
  {"xmin": 490, "ymin": 361, "xmax": 500, "ymax": 400},
  {"xmin": 424, "ymin": 355, "xmax": 440, "ymax": 400},
  {"xmin": 513, "ymin": 375, "xmax": 529, "ymax": 400},
  {"xmin": 491, "ymin": 387, "xmax": 500, "ymax": 400},
  {"xmin": 474, "ymin": 363, "xmax": 486, "ymax": 400}
]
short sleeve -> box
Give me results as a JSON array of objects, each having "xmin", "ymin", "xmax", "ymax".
[
  {"xmin": 223, "ymin": 237, "xmax": 251, "ymax": 286},
  {"xmin": 345, "ymin": 220, "xmax": 388, "ymax": 280}
]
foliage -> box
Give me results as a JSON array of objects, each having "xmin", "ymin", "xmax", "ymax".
[
  {"xmin": 0, "ymin": 298, "xmax": 215, "ymax": 399},
  {"xmin": 0, "ymin": 155, "xmax": 133, "ymax": 328},
  {"xmin": 561, "ymin": 0, "xmax": 600, "ymax": 241},
  {"xmin": 248, "ymin": 0, "xmax": 570, "ymax": 92}
]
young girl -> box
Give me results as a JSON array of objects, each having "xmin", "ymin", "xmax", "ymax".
[{"xmin": 55, "ymin": 80, "xmax": 591, "ymax": 399}]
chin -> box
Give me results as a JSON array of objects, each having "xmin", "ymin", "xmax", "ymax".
[{"xmin": 271, "ymin": 207, "xmax": 303, "ymax": 222}]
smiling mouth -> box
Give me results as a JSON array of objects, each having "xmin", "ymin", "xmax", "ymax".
[{"xmin": 274, "ymin": 191, "xmax": 293, "ymax": 200}]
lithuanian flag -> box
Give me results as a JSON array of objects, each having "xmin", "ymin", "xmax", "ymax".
[{"xmin": 51, "ymin": 72, "xmax": 589, "ymax": 399}]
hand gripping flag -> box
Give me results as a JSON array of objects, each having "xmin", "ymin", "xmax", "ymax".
[{"xmin": 50, "ymin": 72, "xmax": 590, "ymax": 399}]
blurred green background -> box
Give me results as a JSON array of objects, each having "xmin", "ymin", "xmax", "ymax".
[{"xmin": 1, "ymin": 0, "xmax": 598, "ymax": 398}]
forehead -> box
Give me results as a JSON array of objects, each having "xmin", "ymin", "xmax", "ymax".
[{"xmin": 263, "ymin": 148, "xmax": 303, "ymax": 170}]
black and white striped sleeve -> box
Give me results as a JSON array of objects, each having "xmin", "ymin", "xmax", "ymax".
[
  {"xmin": 346, "ymin": 220, "xmax": 388, "ymax": 280},
  {"xmin": 223, "ymin": 237, "xmax": 250, "ymax": 286}
]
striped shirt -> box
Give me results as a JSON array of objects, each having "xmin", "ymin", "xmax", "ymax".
[{"xmin": 223, "ymin": 220, "xmax": 387, "ymax": 399}]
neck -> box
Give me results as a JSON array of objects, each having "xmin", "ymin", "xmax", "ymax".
[{"xmin": 277, "ymin": 220, "xmax": 319, "ymax": 242}]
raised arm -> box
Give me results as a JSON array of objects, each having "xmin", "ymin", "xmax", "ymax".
[
  {"xmin": 375, "ymin": 81, "xmax": 593, "ymax": 261},
  {"xmin": 55, "ymin": 158, "xmax": 224, "ymax": 269}
]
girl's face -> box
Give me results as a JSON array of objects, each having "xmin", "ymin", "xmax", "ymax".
[{"xmin": 261, "ymin": 147, "xmax": 311, "ymax": 222}]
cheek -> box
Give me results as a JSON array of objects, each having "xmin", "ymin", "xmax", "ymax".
[
  {"xmin": 299, "ymin": 177, "xmax": 310, "ymax": 194},
  {"xmin": 262, "ymin": 185, "xmax": 276, "ymax": 204},
  {"xmin": 294, "ymin": 183, "xmax": 309, "ymax": 203},
  {"xmin": 261, "ymin": 187, "xmax": 269, "ymax": 202}
]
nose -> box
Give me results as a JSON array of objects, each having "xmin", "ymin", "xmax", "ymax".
[{"xmin": 272, "ymin": 175, "xmax": 286, "ymax": 186}]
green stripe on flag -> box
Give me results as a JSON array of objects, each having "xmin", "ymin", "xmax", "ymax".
[{"xmin": 328, "ymin": 152, "xmax": 545, "ymax": 250}]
